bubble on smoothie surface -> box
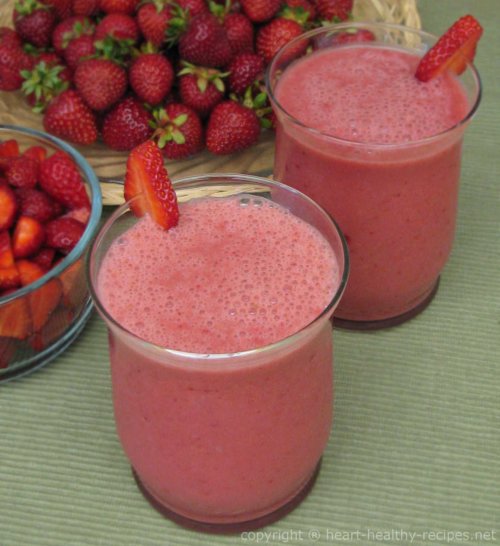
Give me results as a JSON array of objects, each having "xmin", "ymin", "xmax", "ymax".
[
  {"xmin": 98, "ymin": 196, "xmax": 339, "ymax": 353},
  {"xmin": 276, "ymin": 45, "xmax": 470, "ymax": 144}
]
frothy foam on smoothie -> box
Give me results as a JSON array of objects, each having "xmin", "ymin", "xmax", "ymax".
[
  {"xmin": 98, "ymin": 196, "xmax": 340, "ymax": 353},
  {"xmin": 275, "ymin": 45, "xmax": 470, "ymax": 144}
]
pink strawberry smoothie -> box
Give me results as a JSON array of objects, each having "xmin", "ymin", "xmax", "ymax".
[
  {"xmin": 273, "ymin": 44, "xmax": 473, "ymax": 322},
  {"xmin": 96, "ymin": 195, "xmax": 343, "ymax": 523}
]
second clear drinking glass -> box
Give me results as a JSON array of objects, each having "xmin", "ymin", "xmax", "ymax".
[{"xmin": 267, "ymin": 22, "xmax": 482, "ymax": 329}]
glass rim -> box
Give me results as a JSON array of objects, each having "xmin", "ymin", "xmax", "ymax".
[
  {"xmin": 88, "ymin": 173, "xmax": 350, "ymax": 361},
  {"xmin": 265, "ymin": 21, "xmax": 483, "ymax": 149},
  {"xmin": 0, "ymin": 124, "xmax": 102, "ymax": 305}
]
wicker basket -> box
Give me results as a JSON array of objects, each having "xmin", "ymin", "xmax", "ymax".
[{"xmin": 0, "ymin": 0, "xmax": 420, "ymax": 205}]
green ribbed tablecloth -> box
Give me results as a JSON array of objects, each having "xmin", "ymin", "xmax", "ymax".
[{"xmin": 1, "ymin": 1, "xmax": 499, "ymax": 545}]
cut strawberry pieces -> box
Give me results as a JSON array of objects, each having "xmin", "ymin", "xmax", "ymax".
[
  {"xmin": 415, "ymin": 15, "xmax": 483, "ymax": 82},
  {"xmin": 0, "ymin": 136, "xmax": 94, "ymax": 370},
  {"xmin": 0, "ymin": 231, "xmax": 15, "ymax": 268},
  {"xmin": 0, "ymin": 185, "xmax": 18, "ymax": 231},
  {"xmin": 0, "ymin": 266, "xmax": 21, "ymax": 291},
  {"xmin": 124, "ymin": 140, "xmax": 179, "ymax": 230},
  {"xmin": 12, "ymin": 216, "xmax": 45, "ymax": 259}
]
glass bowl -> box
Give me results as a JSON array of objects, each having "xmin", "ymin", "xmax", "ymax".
[{"xmin": 0, "ymin": 125, "xmax": 102, "ymax": 383}]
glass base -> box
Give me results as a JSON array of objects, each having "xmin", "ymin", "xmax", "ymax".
[
  {"xmin": 132, "ymin": 459, "xmax": 322, "ymax": 534},
  {"xmin": 333, "ymin": 277, "xmax": 440, "ymax": 331},
  {"xmin": 0, "ymin": 300, "xmax": 94, "ymax": 383}
]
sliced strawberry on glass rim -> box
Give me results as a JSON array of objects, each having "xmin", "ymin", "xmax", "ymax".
[
  {"xmin": 415, "ymin": 15, "xmax": 483, "ymax": 82},
  {"xmin": 124, "ymin": 140, "xmax": 179, "ymax": 231}
]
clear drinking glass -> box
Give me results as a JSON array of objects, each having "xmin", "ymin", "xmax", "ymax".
[
  {"xmin": 88, "ymin": 174, "xmax": 349, "ymax": 531},
  {"xmin": 267, "ymin": 22, "xmax": 482, "ymax": 329}
]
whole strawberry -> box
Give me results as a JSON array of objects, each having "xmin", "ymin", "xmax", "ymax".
[
  {"xmin": 315, "ymin": 0, "xmax": 353, "ymax": 21},
  {"xmin": 51, "ymin": 15, "xmax": 94, "ymax": 54},
  {"xmin": 102, "ymin": 97, "xmax": 153, "ymax": 151},
  {"xmin": 129, "ymin": 52, "xmax": 174, "ymax": 105},
  {"xmin": 179, "ymin": 12, "xmax": 233, "ymax": 68},
  {"xmin": 72, "ymin": 0, "xmax": 99, "ymax": 16},
  {"xmin": 176, "ymin": 0, "xmax": 207, "ymax": 17},
  {"xmin": 43, "ymin": 89, "xmax": 98, "ymax": 145},
  {"xmin": 240, "ymin": 0, "xmax": 281, "ymax": 23},
  {"xmin": 21, "ymin": 59, "xmax": 70, "ymax": 111},
  {"xmin": 74, "ymin": 58, "xmax": 127, "ymax": 111},
  {"xmin": 152, "ymin": 103, "xmax": 203, "ymax": 160},
  {"xmin": 0, "ymin": 41, "xmax": 33, "ymax": 91},
  {"xmin": 178, "ymin": 62, "xmax": 227, "ymax": 117},
  {"xmin": 228, "ymin": 53, "xmax": 264, "ymax": 95},
  {"xmin": 14, "ymin": 0, "xmax": 56, "ymax": 48},
  {"xmin": 39, "ymin": 151, "xmax": 90, "ymax": 209},
  {"xmin": 98, "ymin": 0, "xmax": 139, "ymax": 15},
  {"xmin": 41, "ymin": 0, "xmax": 72, "ymax": 20},
  {"xmin": 206, "ymin": 100, "xmax": 260, "ymax": 155},
  {"xmin": 94, "ymin": 13, "xmax": 140, "ymax": 43},
  {"xmin": 0, "ymin": 27, "xmax": 22, "ymax": 48},
  {"xmin": 64, "ymin": 34, "xmax": 95, "ymax": 70},
  {"xmin": 283, "ymin": 0, "xmax": 316, "ymax": 21},
  {"xmin": 137, "ymin": 1, "xmax": 185, "ymax": 48},
  {"xmin": 223, "ymin": 12, "xmax": 254, "ymax": 55},
  {"xmin": 256, "ymin": 17, "xmax": 305, "ymax": 64}
]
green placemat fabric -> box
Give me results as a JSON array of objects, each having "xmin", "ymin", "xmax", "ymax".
[{"xmin": 1, "ymin": 1, "xmax": 499, "ymax": 545}]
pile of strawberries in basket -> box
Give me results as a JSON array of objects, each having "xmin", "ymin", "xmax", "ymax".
[{"xmin": 0, "ymin": 0, "xmax": 364, "ymax": 157}]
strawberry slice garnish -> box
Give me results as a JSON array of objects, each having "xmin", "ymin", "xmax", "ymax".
[
  {"xmin": 415, "ymin": 15, "xmax": 483, "ymax": 82},
  {"xmin": 124, "ymin": 140, "xmax": 179, "ymax": 230}
]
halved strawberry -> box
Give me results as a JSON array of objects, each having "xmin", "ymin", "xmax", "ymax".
[
  {"xmin": 0, "ymin": 231, "xmax": 15, "ymax": 268},
  {"xmin": 29, "ymin": 305, "xmax": 68, "ymax": 351},
  {"xmin": 0, "ymin": 139, "xmax": 19, "ymax": 158},
  {"xmin": 415, "ymin": 15, "xmax": 483, "ymax": 82},
  {"xmin": 29, "ymin": 278, "xmax": 62, "ymax": 332},
  {"xmin": 0, "ymin": 295, "xmax": 32, "ymax": 339},
  {"xmin": 0, "ymin": 185, "xmax": 18, "ymax": 231},
  {"xmin": 17, "ymin": 258, "xmax": 62, "ymax": 332},
  {"xmin": 6, "ymin": 156, "xmax": 39, "ymax": 188},
  {"xmin": 23, "ymin": 145, "xmax": 47, "ymax": 163},
  {"xmin": 124, "ymin": 140, "xmax": 179, "ymax": 230},
  {"xmin": 0, "ymin": 266, "xmax": 21, "ymax": 290},
  {"xmin": 0, "ymin": 139, "xmax": 19, "ymax": 172},
  {"xmin": 32, "ymin": 247, "xmax": 56, "ymax": 270},
  {"xmin": 59, "ymin": 258, "xmax": 86, "ymax": 309},
  {"xmin": 63, "ymin": 205, "xmax": 90, "ymax": 225},
  {"xmin": 12, "ymin": 216, "xmax": 45, "ymax": 259},
  {"xmin": 45, "ymin": 217, "xmax": 85, "ymax": 254}
]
